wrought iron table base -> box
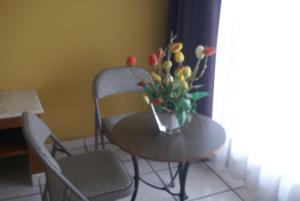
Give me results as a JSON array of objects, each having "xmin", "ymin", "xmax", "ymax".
[{"xmin": 130, "ymin": 156, "xmax": 190, "ymax": 201}]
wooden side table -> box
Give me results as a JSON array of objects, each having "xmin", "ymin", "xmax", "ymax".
[
  {"xmin": 0, "ymin": 89, "xmax": 44, "ymax": 185},
  {"xmin": 112, "ymin": 111, "xmax": 226, "ymax": 201}
]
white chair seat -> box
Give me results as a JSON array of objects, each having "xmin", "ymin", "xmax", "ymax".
[
  {"xmin": 53, "ymin": 150, "xmax": 133, "ymax": 201},
  {"xmin": 22, "ymin": 112, "xmax": 133, "ymax": 201}
]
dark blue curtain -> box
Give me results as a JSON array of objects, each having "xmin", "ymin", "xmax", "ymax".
[{"xmin": 168, "ymin": 0, "xmax": 222, "ymax": 117}]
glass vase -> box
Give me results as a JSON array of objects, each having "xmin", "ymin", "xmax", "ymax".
[{"xmin": 150, "ymin": 104, "xmax": 182, "ymax": 135}]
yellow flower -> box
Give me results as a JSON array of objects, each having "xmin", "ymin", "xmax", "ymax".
[
  {"xmin": 181, "ymin": 80, "xmax": 189, "ymax": 90},
  {"xmin": 178, "ymin": 74, "xmax": 185, "ymax": 82},
  {"xmin": 175, "ymin": 51, "xmax": 184, "ymax": 63},
  {"xmin": 164, "ymin": 75, "xmax": 174, "ymax": 83},
  {"xmin": 175, "ymin": 67, "xmax": 182, "ymax": 76},
  {"xmin": 163, "ymin": 60, "xmax": 172, "ymax": 70},
  {"xmin": 164, "ymin": 75, "xmax": 174, "ymax": 84},
  {"xmin": 181, "ymin": 66, "xmax": 192, "ymax": 78},
  {"xmin": 195, "ymin": 45, "xmax": 205, "ymax": 60},
  {"xmin": 142, "ymin": 94, "xmax": 150, "ymax": 104},
  {"xmin": 151, "ymin": 72, "xmax": 162, "ymax": 82}
]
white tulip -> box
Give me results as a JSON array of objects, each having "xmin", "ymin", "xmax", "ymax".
[{"xmin": 195, "ymin": 45, "xmax": 205, "ymax": 60}]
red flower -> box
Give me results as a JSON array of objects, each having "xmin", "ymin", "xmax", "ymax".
[
  {"xmin": 126, "ymin": 56, "xmax": 137, "ymax": 66},
  {"xmin": 203, "ymin": 47, "xmax": 216, "ymax": 56},
  {"xmin": 148, "ymin": 53, "xmax": 158, "ymax": 67},
  {"xmin": 137, "ymin": 80, "xmax": 146, "ymax": 87}
]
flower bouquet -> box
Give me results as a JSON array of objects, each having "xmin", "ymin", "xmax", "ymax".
[{"xmin": 127, "ymin": 33, "xmax": 215, "ymax": 134}]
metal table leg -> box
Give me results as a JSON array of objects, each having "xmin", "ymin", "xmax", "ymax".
[
  {"xmin": 178, "ymin": 162, "xmax": 190, "ymax": 201},
  {"xmin": 130, "ymin": 155, "xmax": 139, "ymax": 201},
  {"xmin": 167, "ymin": 162, "xmax": 175, "ymax": 187},
  {"xmin": 130, "ymin": 156, "xmax": 190, "ymax": 201}
]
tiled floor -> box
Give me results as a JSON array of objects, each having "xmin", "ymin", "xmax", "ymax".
[{"xmin": 0, "ymin": 143, "xmax": 255, "ymax": 201}]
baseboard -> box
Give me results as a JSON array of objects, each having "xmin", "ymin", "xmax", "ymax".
[
  {"xmin": 46, "ymin": 135, "xmax": 96, "ymax": 150},
  {"xmin": 31, "ymin": 172, "xmax": 46, "ymax": 186},
  {"xmin": 61, "ymin": 136, "xmax": 95, "ymax": 149}
]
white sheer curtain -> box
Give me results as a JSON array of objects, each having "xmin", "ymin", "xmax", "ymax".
[{"xmin": 212, "ymin": 0, "xmax": 300, "ymax": 200}]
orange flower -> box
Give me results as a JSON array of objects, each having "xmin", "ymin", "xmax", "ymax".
[
  {"xmin": 126, "ymin": 56, "xmax": 136, "ymax": 66},
  {"xmin": 152, "ymin": 98, "xmax": 164, "ymax": 105},
  {"xmin": 170, "ymin": 42, "xmax": 183, "ymax": 53},
  {"xmin": 137, "ymin": 80, "xmax": 146, "ymax": 87},
  {"xmin": 148, "ymin": 53, "xmax": 158, "ymax": 67}
]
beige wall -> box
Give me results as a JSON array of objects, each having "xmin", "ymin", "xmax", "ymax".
[{"xmin": 0, "ymin": 0, "xmax": 168, "ymax": 139}]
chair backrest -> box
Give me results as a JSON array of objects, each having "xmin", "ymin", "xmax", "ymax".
[
  {"xmin": 92, "ymin": 66, "xmax": 151, "ymax": 139},
  {"xmin": 22, "ymin": 112, "xmax": 88, "ymax": 201},
  {"xmin": 92, "ymin": 66, "xmax": 151, "ymax": 100}
]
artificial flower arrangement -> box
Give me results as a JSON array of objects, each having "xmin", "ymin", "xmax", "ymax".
[{"xmin": 126, "ymin": 33, "xmax": 216, "ymax": 126}]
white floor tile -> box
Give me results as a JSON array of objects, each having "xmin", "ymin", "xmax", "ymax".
[
  {"xmin": 194, "ymin": 191, "xmax": 242, "ymax": 201},
  {"xmin": 117, "ymin": 173, "xmax": 176, "ymax": 201},
  {"xmin": 205, "ymin": 161, "xmax": 244, "ymax": 189},
  {"xmin": 116, "ymin": 149, "xmax": 132, "ymax": 161},
  {"xmin": 0, "ymin": 163, "xmax": 40, "ymax": 200},
  {"xmin": 5, "ymin": 194, "xmax": 42, "ymax": 201},
  {"xmin": 0, "ymin": 144, "xmax": 257, "ymax": 201},
  {"xmin": 157, "ymin": 162, "xmax": 229, "ymax": 200},
  {"xmin": 124, "ymin": 159, "xmax": 153, "ymax": 175},
  {"xmin": 235, "ymin": 187, "xmax": 257, "ymax": 201}
]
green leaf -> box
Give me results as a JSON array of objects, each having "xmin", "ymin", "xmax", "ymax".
[
  {"xmin": 187, "ymin": 113, "xmax": 193, "ymax": 122},
  {"xmin": 190, "ymin": 91, "xmax": 209, "ymax": 100},
  {"xmin": 166, "ymin": 83, "xmax": 173, "ymax": 93},
  {"xmin": 177, "ymin": 97, "xmax": 191, "ymax": 110},
  {"xmin": 176, "ymin": 110, "xmax": 186, "ymax": 126},
  {"xmin": 181, "ymin": 110, "xmax": 186, "ymax": 125},
  {"xmin": 155, "ymin": 105, "xmax": 163, "ymax": 112},
  {"xmin": 191, "ymin": 84, "xmax": 205, "ymax": 89},
  {"xmin": 144, "ymin": 86, "xmax": 154, "ymax": 99},
  {"xmin": 155, "ymin": 82, "xmax": 161, "ymax": 90}
]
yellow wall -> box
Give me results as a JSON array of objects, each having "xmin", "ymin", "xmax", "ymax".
[{"xmin": 0, "ymin": 0, "xmax": 168, "ymax": 139}]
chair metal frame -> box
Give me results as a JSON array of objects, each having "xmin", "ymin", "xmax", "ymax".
[
  {"xmin": 22, "ymin": 112, "xmax": 132, "ymax": 201},
  {"xmin": 92, "ymin": 66, "xmax": 151, "ymax": 150},
  {"xmin": 92, "ymin": 66, "xmax": 181, "ymax": 201}
]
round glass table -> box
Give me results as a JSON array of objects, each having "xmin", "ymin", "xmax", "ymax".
[{"xmin": 112, "ymin": 111, "xmax": 225, "ymax": 201}]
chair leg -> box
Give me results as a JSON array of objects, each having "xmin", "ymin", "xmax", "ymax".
[
  {"xmin": 100, "ymin": 132, "xmax": 105, "ymax": 150},
  {"xmin": 95, "ymin": 113, "xmax": 105, "ymax": 150},
  {"xmin": 95, "ymin": 125, "xmax": 106, "ymax": 150},
  {"xmin": 95, "ymin": 118, "xmax": 99, "ymax": 150},
  {"xmin": 41, "ymin": 182, "xmax": 49, "ymax": 201}
]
